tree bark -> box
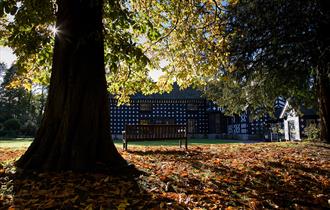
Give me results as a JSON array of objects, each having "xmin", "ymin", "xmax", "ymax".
[
  {"xmin": 317, "ymin": 66, "xmax": 330, "ymax": 143},
  {"xmin": 37, "ymin": 86, "xmax": 46, "ymax": 124},
  {"xmin": 317, "ymin": 0, "xmax": 330, "ymax": 143},
  {"xmin": 16, "ymin": 0, "xmax": 128, "ymax": 171}
]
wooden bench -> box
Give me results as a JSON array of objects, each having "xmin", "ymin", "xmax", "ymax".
[{"xmin": 122, "ymin": 124, "xmax": 188, "ymax": 151}]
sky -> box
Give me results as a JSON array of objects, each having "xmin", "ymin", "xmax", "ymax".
[
  {"xmin": 0, "ymin": 47, "xmax": 16, "ymax": 67},
  {"xmin": 149, "ymin": 69, "xmax": 165, "ymax": 81}
]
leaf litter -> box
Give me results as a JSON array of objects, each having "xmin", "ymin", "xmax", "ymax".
[{"xmin": 0, "ymin": 142, "xmax": 329, "ymax": 209}]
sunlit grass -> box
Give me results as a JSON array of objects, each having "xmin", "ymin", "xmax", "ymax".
[
  {"xmin": 0, "ymin": 138, "xmax": 33, "ymax": 148},
  {"xmin": 0, "ymin": 138, "xmax": 258, "ymax": 148},
  {"xmin": 115, "ymin": 139, "xmax": 254, "ymax": 147}
]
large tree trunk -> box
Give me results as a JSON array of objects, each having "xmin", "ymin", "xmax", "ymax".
[{"xmin": 16, "ymin": 0, "xmax": 128, "ymax": 171}]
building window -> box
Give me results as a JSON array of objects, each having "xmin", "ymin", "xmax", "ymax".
[
  {"xmin": 155, "ymin": 119, "xmax": 175, "ymax": 125},
  {"xmin": 140, "ymin": 119, "xmax": 149, "ymax": 125},
  {"xmin": 140, "ymin": 103, "xmax": 152, "ymax": 111},
  {"xmin": 188, "ymin": 119, "xmax": 197, "ymax": 133},
  {"xmin": 305, "ymin": 119, "xmax": 316, "ymax": 127},
  {"xmin": 187, "ymin": 103, "xmax": 198, "ymax": 111}
]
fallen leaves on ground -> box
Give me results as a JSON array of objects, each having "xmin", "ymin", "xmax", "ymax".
[
  {"xmin": 0, "ymin": 142, "xmax": 329, "ymax": 209},
  {"xmin": 0, "ymin": 148, "xmax": 25, "ymax": 162}
]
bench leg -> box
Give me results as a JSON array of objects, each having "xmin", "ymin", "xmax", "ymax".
[
  {"xmin": 123, "ymin": 140, "xmax": 128, "ymax": 151},
  {"xmin": 179, "ymin": 139, "xmax": 182, "ymax": 148}
]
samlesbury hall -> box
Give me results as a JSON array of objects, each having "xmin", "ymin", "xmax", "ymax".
[{"xmin": 109, "ymin": 84, "xmax": 285, "ymax": 140}]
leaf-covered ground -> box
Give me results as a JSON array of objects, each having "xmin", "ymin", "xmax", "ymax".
[{"xmin": 1, "ymin": 142, "xmax": 330, "ymax": 209}]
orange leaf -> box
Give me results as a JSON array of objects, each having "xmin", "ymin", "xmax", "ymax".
[
  {"xmin": 204, "ymin": 188, "xmax": 214, "ymax": 193},
  {"xmin": 180, "ymin": 172, "xmax": 188, "ymax": 177}
]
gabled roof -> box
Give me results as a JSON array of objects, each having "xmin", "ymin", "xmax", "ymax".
[
  {"xmin": 280, "ymin": 101, "xmax": 317, "ymax": 119},
  {"xmin": 131, "ymin": 83, "xmax": 203, "ymax": 100},
  {"xmin": 279, "ymin": 101, "xmax": 290, "ymax": 119}
]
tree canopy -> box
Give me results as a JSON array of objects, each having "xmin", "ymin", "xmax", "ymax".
[
  {"xmin": 0, "ymin": 0, "xmax": 230, "ymax": 102},
  {"xmin": 0, "ymin": 0, "xmax": 164, "ymax": 103},
  {"xmin": 202, "ymin": 0, "xmax": 329, "ymax": 141},
  {"xmin": 204, "ymin": 0, "xmax": 328, "ymax": 114}
]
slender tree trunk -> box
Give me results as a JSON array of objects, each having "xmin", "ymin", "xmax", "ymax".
[
  {"xmin": 17, "ymin": 0, "xmax": 128, "ymax": 171},
  {"xmin": 37, "ymin": 86, "xmax": 45, "ymax": 124},
  {"xmin": 317, "ymin": 66, "xmax": 329, "ymax": 143},
  {"xmin": 317, "ymin": 0, "xmax": 330, "ymax": 143}
]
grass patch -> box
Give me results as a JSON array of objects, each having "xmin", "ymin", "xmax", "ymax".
[
  {"xmin": 0, "ymin": 138, "xmax": 258, "ymax": 149},
  {"xmin": 114, "ymin": 138, "xmax": 252, "ymax": 147},
  {"xmin": 0, "ymin": 138, "xmax": 33, "ymax": 148}
]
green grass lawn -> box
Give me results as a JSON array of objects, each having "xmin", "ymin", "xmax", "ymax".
[
  {"xmin": 113, "ymin": 138, "xmax": 255, "ymax": 147},
  {"xmin": 0, "ymin": 138, "xmax": 33, "ymax": 148},
  {"xmin": 0, "ymin": 138, "xmax": 258, "ymax": 148}
]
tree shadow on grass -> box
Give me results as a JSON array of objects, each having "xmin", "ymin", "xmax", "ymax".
[
  {"xmin": 267, "ymin": 159, "xmax": 330, "ymax": 177},
  {"xmin": 248, "ymin": 160, "xmax": 330, "ymax": 209},
  {"xmin": 126, "ymin": 148, "xmax": 208, "ymax": 161},
  {"xmin": 1, "ymin": 167, "xmax": 186, "ymax": 209},
  {"xmin": 309, "ymin": 142, "xmax": 330, "ymax": 150},
  {"xmin": 203, "ymin": 160, "xmax": 330, "ymax": 209},
  {"xmin": 127, "ymin": 149, "xmax": 190, "ymax": 156},
  {"xmin": 125, "ymin": 147, "xmax": 330, "ymax": 209}
]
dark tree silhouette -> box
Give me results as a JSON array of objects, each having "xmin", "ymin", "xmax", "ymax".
[{"xmin": 17, "ymin": 0, "xmax": 128, "ymax": 171}]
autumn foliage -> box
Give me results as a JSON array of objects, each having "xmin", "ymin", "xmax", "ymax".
[{"xmin": 1, "ymin": 142, "xmax": 330, "ymax": 209}]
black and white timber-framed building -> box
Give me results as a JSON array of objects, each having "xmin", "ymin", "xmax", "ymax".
[{"xmin": 109, "ymin": 84, "xmax": 286, "ymax": 140}]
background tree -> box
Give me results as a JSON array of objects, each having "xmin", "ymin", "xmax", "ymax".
[
  {"xmin": 203, "ymin": 0, "xmax": 329, "ymax": 142},
  {"xmin": 0, "ymin": 65, "xmax": 41, "ymax": 137}
]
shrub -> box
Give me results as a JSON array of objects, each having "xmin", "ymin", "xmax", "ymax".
[
  {"xmin": 222, "ymin": 134, "xmax": 240, "ymax": 140},
  {"xmin": 0, "ymin": 130, "xmax": 6, "ymax": 137},
  {"xmin": 304, "ymin": 123, "xmax": 320, "ymax": 140},
  {"xmin": 4, "ymin": 118, "xmax": 21, "ymax": 131},
  {"xmin": 0, "ymin": 123, "xmax": 3, "ymax": 137},
  {"xmin": 3, "ymin": 130, "xmax": 17, "ymax": 138},
  {"xmin": 0, "ymin": 115, "xmax": 6, "ymax": 123},
  {"xmin": 20, "ymin": 120, "xmax": 37, "ymax": 136}
]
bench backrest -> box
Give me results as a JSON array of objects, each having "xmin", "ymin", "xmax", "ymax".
[{"xmin": 124, "ymin": 124, "xmax": 187, "ymax": 140}]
